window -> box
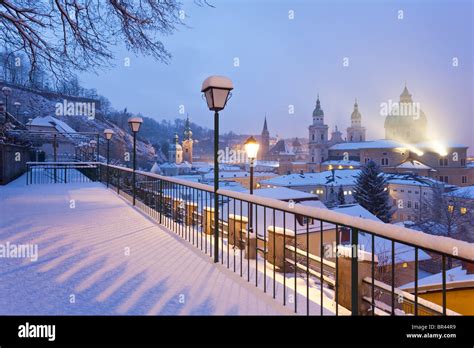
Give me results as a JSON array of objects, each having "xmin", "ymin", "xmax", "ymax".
[
  {"xmin": 444, "ymin": 176, "xmax": 448, "ymax": 183},
  {"xmin": 461, "ymin": 159, "xmax": 466, "ymax": 166},
  {"xmin": 439, "ymin": 158, "xmax": 448, "ymax": 166},
  {"xmin": 312, "ymin": 134, "xmax": 315, "ymax": 141},
  {"xmin": 321, "ymin": 134, "xmax": 324, "ymax": 141},
  {"xmin": 407, "ymin": 201, "xmax": 412, "ymax": 208},
  {"xmin": 414, "ymin": 202, "xmax": 419, "ymax": 209},
  {"xmin": 381, "ymin": 158, "xmax": 389, "ymax": 166},
  {"xmin": 414, "ymin": 191, "xmax": 419, "ymax": 194},
  {"xmin": 344, "ymin": 191, "xmax": 348, "ymax": 195},
  {"xmin": 401, "ymin": 189, "xmax": 405, "ymax": 192},
  {"xmin": 408, "ymin": 190, "xmax": 412, "ymax": 194},
  {"xmin": 448, "ymin": 205, "xmax": 454, "ymax": 213},
  {"xmin": 392, "ymin": 189, "xmax": 397, "ymax": 192},
  {"xmin": 460, "ymin": 207, "xmax": 467, "ymax": 215},
  {"xmin": 462, "ymin": 176, "xmax": 468, "ymax": 184}
]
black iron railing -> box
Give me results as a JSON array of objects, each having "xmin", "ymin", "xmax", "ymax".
[
  {"xmin": 26, "ymin": 162, "xmax": 99, "ymax": 184},
  {"xmin": 95, "ymin": 163, "xmax": 474, "ymax": 316}
]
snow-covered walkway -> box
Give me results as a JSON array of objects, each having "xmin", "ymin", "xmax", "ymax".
[{"xmin": 0, "ymin": 176, "xmax": 293, "ymax": 315}]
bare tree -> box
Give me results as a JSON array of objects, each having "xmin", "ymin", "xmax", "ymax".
[{"xmin": 0, "ymin": 0, "xmax": 208, "ymax": 82}]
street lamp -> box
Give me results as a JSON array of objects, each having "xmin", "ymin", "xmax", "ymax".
[
  {"xmin": 2, "ymin": 87, "xmax": 12, "ymax": 122},
  {"xmin": 104, "ymin": 129, "xmax": 115, "ymax": 188},
  {"xmin": 244, "ymin": 136, "xmax": 259, "ymax": 195},
  {"xmin": 245, "ymin": 136, "xmax": 259, "ymax": 248},
  {"xmin": 201, "ymin": 75, "xmax": 233, "ymax": 263},
  {"xmin": 128, "ymin": 117, "xmax": 143, "ymax": 206},
  {"xmin": 89, "ymin": 140, "xmax": 97, "ymax": 160},
  {"xmin": 14, "ymin": 101, "xmax": 21, "ymax": 120}
]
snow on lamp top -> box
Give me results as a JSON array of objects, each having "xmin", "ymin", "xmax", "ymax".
[
  {"xmin": 201, "ymin": 75, "xmax": 233, "ymax": 111},
  {"xmin": 2, "ymin": 86, "xmax": 12, "ymax": 96}
]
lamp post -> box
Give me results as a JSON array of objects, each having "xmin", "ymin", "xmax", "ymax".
[
  {"xmin": 14, "ymin": 101, "xmax": 21, "ymax": 120},
  {"xmin": 244, "ymin": 136, "xmax": 259, "ymax": 242},
  {"xmin": 2, "ymin": 87, "xmax": 12, "ymax": 123},
  {"xmin": 89, "ymin": 140, "xmax": 97, "ymax": 160},
  {"xmin": 244, "ymin": 136, "xmax": 259, "ymax": 195},
  {"xmin": 201, "ymin": 76, "xmax": 233, "ymax": 263},
  {"xmin": 104, "ymin": 129, "xmax": 115, "ymax": 188},
  {"xmin": 128, "ymin": 117, "xmax": 143, "ymax": 206}
]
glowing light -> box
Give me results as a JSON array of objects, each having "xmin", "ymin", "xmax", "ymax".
[{"xmin": 399, "ymin": 144, "xmax": 424, "ymax": 156}]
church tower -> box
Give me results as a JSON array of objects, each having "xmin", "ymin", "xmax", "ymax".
[
  {"xmin": 182, "ymin": 115, "xmax": 193, "ymax": 163},
  {"xmin": 308, "ymin": 95, "xmax": 329, "ymax": 171},
  {"xmin": 259, "ymin": 116, "xmax": 270, "ymax": 160},
  {"xmin": 347, "ymin": 99, "xmax": 366, "ymax": 142},
  {"xmin": 169, "ymin": 133, "xmax": 183, "ymax": 164}
]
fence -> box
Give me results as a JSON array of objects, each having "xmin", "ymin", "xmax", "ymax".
[
  {"xmin": 26, "ymin": 162, "xmax": 99, "ymax": 184},
  {"xmin": 96, "ymin": 163, "xmax": 474, "ymax": 316}
]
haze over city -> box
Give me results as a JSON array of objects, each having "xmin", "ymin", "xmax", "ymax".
[{"xmin": 80, "ymin": 0, "xmax": 473, "ymax": 152}]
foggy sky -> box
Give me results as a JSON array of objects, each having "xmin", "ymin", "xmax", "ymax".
[{"xmin": 80, "ymin": 0, "xmax": 473, "ymax": 154}]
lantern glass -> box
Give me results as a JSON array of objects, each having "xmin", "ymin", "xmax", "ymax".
[
  {"xmin": 104, "ymin": 129, "xmax": 114, "ymax": 140},
  {"xmin": 201, "ymin": 76, "xmax": 233, "ymax": 111},
  {"xmin": 128, "ymin": 117, "xmax": 143, "ymax": 133},
  {"xmin": 245, "ymin": 136, "xmax": 259, "ymax": 161}
]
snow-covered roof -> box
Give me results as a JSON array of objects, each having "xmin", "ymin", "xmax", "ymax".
[
  {"xmin": 415, "ymin": 140, "xmax": 468, "ymax": 149},
  {"xmin": 322, "ymin": 159, "xmax": 360, "ymax": 166},
  {"xmin": 400, "ymin": 266, "xmax": 474, "ymax": 290},
  {"xmin": 396, "ymin": 160, "xmax": 433, "ymax": 170},
  {"xmin": 254, "ymin": 160, "xmax": 280, "ymax": 168},
  {"xmin": 204, "ymin": 171, "xmax": 275, "ymax": 180},
  {"xmin": 444, "ymin": 185, "xmax": 474, "ymax": 199},
  {"xmin": 250, "ymin": 187, "xmax": 319, "ymax": 201},
  {"xmin": 160, "ymin": 161, "xmax": 192, "ymax": 169},
  {"xmin": 385, "ymin": 173, "xmax": 446, "ymax": 187},
  {"xmin": 260, "ymin": 169, "xmax": 360, "ymax": 188},
  {"xmin": 331, "ymin": 204, "xmax": 380, "ymax": 221},
  {"xmin": 329, "ymin": 139, "xmax": 403, "ymax": 151},
  {"xmin": 28, "ymin": 116, "xmax": 77, "ymax": 133}
]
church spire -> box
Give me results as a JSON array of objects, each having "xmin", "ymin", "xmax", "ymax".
[
  {"xmin": 400, "ymin": 84, "xmax": 413, "ymax": 103},
  {"xmin": 313, "ymin": 94, "xmax": 324, "ymax": 118},
  {"xmin": 184, "ymin": 114, "xmax": 192, "ymax": 140}
]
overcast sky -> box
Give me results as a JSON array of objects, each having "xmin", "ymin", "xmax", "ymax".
[{"xmin": 80, "ymin": 0, "xmax": 473, "ymax": 153}]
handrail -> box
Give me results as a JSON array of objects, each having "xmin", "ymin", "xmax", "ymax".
[
  {"xmin": 27, "ymin": 161, "xmax": 100, "ymax": 165},
  {"xmin": 219, "ymin": 188, "xmax": 474, "ymax": 262},
  {"xmin": 101, "ymin": 163, "xmax": 474, "ymax": 262}
]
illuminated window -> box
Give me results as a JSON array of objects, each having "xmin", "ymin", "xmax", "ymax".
[
  {"xmin": 349, "ymin": 166, "xmax": 354, "ymax": 169},
  {"xmin": 448, "ymin": 205, "xmax": 454, "ymax": 213},
  {"xmin": 344, "ymin": 191, "xmax": 348, "ymax": 195},
  {"xmin": 460, "ymin": 207, "xmax": 467, "ymax": 215},
  {"xmin": 328, "ymin": 165, "xmax": 333, "ymax": 170},
  {"xmin": 338, "ymin": 165, "xmax": 343, "ymax": 169}
]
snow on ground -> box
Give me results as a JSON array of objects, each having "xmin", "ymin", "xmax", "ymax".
[{"xmin": 0, "ymin": 175, "xmax": 294, "ymax": 315}]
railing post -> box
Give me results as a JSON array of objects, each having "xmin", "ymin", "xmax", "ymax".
[
  {"xmin": 117, "ymin": 170, "xmax": 120, "ymax": 194},
  {"xmin": 351, "ymin": 228, "xmax": 359, "ymax": 315},
  {"xmin": 26, "ymin": 163, "xmax": 29, "ymax": 185},
  {"xmin": 159, "ymin": 179, "xmax": 163, "ymax": 224}
]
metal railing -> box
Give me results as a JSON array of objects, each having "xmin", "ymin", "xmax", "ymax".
[
  {"xmin": 26, "ymin": 162, "xmax": 100, "ymax": 184},
  {"xmin": 96, "ymin": 163, "xmax": 474, "ymax": 316}
]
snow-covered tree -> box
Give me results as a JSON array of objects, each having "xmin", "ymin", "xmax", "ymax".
[
  {"xmin": 337, "ymin": 186, "xmax": 345, "ymax": 205},
  {"xmin": 326, "ymin": 187, "xmax": 338, "ymax": 208},
  {"xmin": 353, "ymin": 160, "xmax": 392, "ymax": 222}
]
